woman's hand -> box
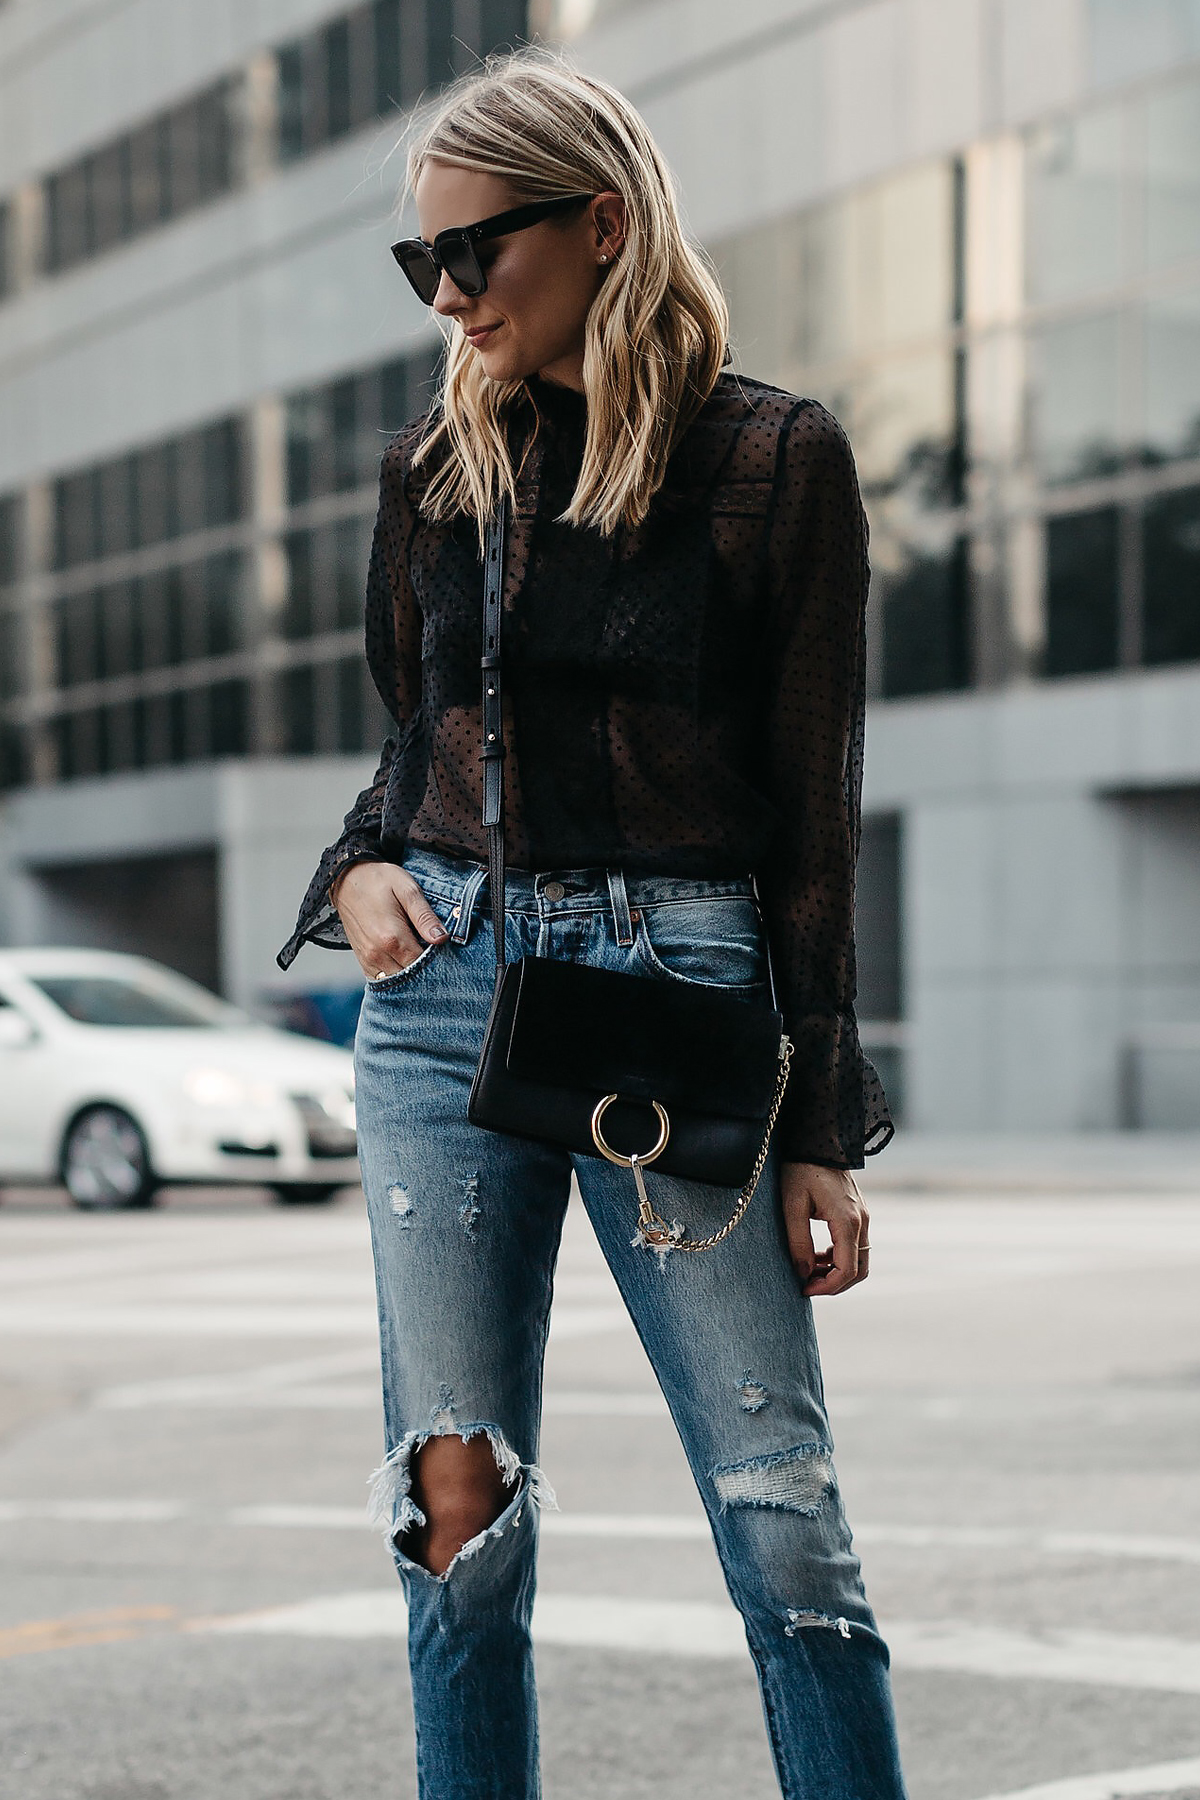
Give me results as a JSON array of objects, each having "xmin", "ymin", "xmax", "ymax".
[
  {"xmin": 330, "ymin": 862, "xmax": 449, "ymax": 980},
  {"xmin": 781, "ymin": 1162, "xmax": 870, "ymax": 1296}
]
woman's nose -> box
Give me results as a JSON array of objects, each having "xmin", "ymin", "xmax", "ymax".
[{"xmin": 431, "ymin": 267, "xmax": 467, "ymax": 317}]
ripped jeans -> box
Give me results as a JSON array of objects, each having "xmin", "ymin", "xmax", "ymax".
[{"xmin": 353, "ymin": 843, "xmax": 907, "ymax": 1800}]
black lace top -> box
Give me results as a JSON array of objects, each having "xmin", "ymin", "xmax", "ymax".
[{"xmin": 276, "ymin": 368, "xmax": 892, "ymax": 1168}]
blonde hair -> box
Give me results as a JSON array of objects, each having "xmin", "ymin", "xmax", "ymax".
[{"xmin": 400, "ymin": 46, "xmax": 730, "ymax": 543}]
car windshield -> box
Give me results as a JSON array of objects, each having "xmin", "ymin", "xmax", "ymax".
[{"xmin": 30, "ymin": 975, "xmax": 236, "ymax": 1029}]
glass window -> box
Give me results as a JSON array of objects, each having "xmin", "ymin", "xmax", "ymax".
[
  {"xmin": 210, "ymin": 679, "xmax": 248, "ymax": 756},
  {"xmin": 284, "ymin": 531, "xmax": 314, "ymax": 639},
  {"xmin": 97, "ymin": 458, "xmax": 134, "ymax": 558},
  {"xmin": 32, "ymin": 972, "xmax": 225, "ymax": 1028},
  {"xmin": 1044, "ymin": 507, "xmax": 1120, "ymax": 675},
  {"xmin": 90, "ymin": 140, "xmax": 130, "ymax": 254},
  {"xmin": 1029, "ymin": 311, "xmax": 1124, "ymax": 483},
  {"xmin": 1143, "ymin": 486, "xmax": 1200, "ymax": 666},
  {"xmin": 876, "ymin": 532, "xmax": 970, "ymax": 698},
  {"xmin": 0, "ymin": 493, "xmax": 19, "ymax": 587},
  {"xmin": 721, "ymin": 165, "xmax": 954, "ymax": 379},
  {"xmin": 1142, "ymin": 286, "xmax": 1200, "ymax": 464},
  {"xmin": 0, "ymin": 719, "xmax": 27, "ymax": 792},
  {"xmin": 0, "ymin": 198, "xmax": 11, "ymax": 299},
  {"xmin": 45, "ymin": 162, "xmax": 91, "ymax": 273},
  {"xmin": 425, "ymin": 0, "xmax": 457, "ymax": 85},
  {"xmin": 132, "ymin": 440, "xmax": 180, "ymax": 547},
  {"xmin": 482, "ymin": 0, "xmax": 527, "ymax": 51},
  {"xmin": 196, "ymin": 81, "xmax": 234, "ymax": 203},
  {"xmin": 845, "ymin": 350, "xmax": 959, "ymax": 502},
  {"xmin": 331, "ymin": 376, "xmax": 361, "ymax": 491},
  {"xmin": 98, "ymin": 582, "xmax": 135, "ymax": 680},
  {"xmin": 283, "ymin": 663, "xmax": 316, "ymax": 753},
  {"xmin": 165, "ymin": 95, "xmax": 202, "ymax": 218},
  {"xmin": 126, "ymin": 116, "xmax": 167, "ymax": 233},
  {"xmin": 277, "ymin": 42, "xmax": 306, "ymax": 162},
  {"xmin": 373, "ymin": 0, "xmax": 403, "ymax": 113},
  {"xmin": 286, "ymin": 392, "xmax": 323, "ymax": 505},
  {"xmin": 334, "ymin": 517, "xmax": 370, "ymax": 630},
  {"xmin": 204, "ymin": 551, "xmax": 244, "ymax": 658},
  {"xmin": 53, "ymin": 469, "xmax": 101, "ymax": 570},
  {"xmin": 55, "ymin": 707, "xmax": 101, "ymax": 780},
  {"xmin": 102, "ymin": 699, "xmax": 137, "ymax": 772},
  {"xmin": 337, "ymin": 655, "xmax": 367, "ymax": 751},
  {"xmin": 200, "ymin": 418, "xmax": 243, "ymax": 526},
  {"xmin": 1025, "ymin": 105, "xmax": 1124, "ymax": 304},
  {"xmin": 0, "ymin": 607, "xmax": 22, "ymax": 699},
  {"xmin": 1146, "ymin": 73, "xmax": 1200, "ymax": 269},
  {"xmin": 325, "ymin": 16, "xmax": 353, "ymax": 140}
]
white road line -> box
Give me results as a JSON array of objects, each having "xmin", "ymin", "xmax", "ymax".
[
  {"xmin": 0, "ymin": 1499, "xmax": 186, "ymax": 1524},
  {"xmin": 855, "ymin": 1523, "xmax": 1200, "ymax": 1569},
  {"xmin": 884, "ymin": 1620, "xmax": 1200, "ymax": 1695},
  {"xmin": 199, "ymin": 1590, "xmax": 1200, "ymax": 1694},
  {"xmin": 0, "ymin": 1301, "xmax": 631, "ymax": 1341},
  {"xmin": 972, "ymin": 1755, "xmax": 1200, "ymax": 1800},
  {"xmin": 5, "ymin": 1500, "xmax": 1200, "ymax": 1572}
]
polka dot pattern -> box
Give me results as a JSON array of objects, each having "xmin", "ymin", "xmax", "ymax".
[{"xmin": 276, "ymin": 369, "xmax": 892, "ymax": 1167}]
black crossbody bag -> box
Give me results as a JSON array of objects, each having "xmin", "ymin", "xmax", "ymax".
[{"xmin": 466, "ymin": 499, "xmax": 793, "ymax": 1251}]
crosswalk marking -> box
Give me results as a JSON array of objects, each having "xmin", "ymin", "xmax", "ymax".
[
  {"xmin": 5, "ymin": 1498, "xmax": 1200, "ymax": 1573},
  {"xmin": 200, "ymin": 1589, "xmax": 1200, "ymax": 1695},
  {"xmin": 972, "ymin": 1755, "xmax": 1200, "ymax": 1800}
]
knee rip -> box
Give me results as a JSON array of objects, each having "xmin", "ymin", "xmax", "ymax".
[
  {"xmin": 366, "ymin": 1388, "xmax": 556, "ymax": 1580},
  {"xmin": 710, "ymin": 1442, "xmax": 834, "ymax": 1516}
]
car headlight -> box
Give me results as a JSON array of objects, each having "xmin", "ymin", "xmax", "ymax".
[
  {"xmin": 182, "ymin": 1068, "xmax": 277, "ymax": 1108},
  {"xmin": 317, "ymin": 1085, "xmax": 356, "ymax": 1130}
]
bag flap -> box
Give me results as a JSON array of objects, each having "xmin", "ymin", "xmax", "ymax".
[{"xmin": 504, "ymin": 956, "xmax": 782, "ymax": 1118}]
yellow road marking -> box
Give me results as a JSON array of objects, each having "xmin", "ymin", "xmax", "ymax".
[{"xmin": 0, "ymin": 1605, "xmax": 178, "ymax": 1660}]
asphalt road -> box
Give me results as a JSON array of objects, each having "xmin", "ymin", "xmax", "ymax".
[{"xmin": 1, "ymin": 1154, "xmax": 1199, "ymax": 1800}]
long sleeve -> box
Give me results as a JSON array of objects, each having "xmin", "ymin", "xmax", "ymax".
[
  {"xmin": 755, "ymin": 400, "xmax": 893, "ymax": 1166},
  {"xmin": 275, "ymin": 436, "xmax": 425, "ymax": 972}
]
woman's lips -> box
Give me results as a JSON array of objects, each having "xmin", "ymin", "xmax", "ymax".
[{"xmin": 464, "ymin": 323, "xmax": 501, "ymax": 346}]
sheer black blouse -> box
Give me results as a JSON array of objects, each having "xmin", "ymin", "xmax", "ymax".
[{"xmin": 276, "ymin": 368, "xmax": 892, "ymax": 1168}]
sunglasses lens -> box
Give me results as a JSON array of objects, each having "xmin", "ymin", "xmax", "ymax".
[
  {"xmin": 440, "ymin": 242, "xmax": 486, "ymax": 297},
  {"xmin": 394, "ymin": 244, "xmax": 440, "ymax": 305}
]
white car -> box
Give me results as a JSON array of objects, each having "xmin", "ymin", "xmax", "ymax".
[{"xmin": 0, "ymin": 948, "xmax": 359, "ymax": 1210}]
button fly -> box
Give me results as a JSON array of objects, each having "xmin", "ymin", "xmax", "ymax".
[{"xmin": 543, "ymin": 880, "xmax": 565, "ymax": 901}]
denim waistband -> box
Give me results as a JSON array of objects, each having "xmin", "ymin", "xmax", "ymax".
[{"xmin": 400, "ymin": 842, "xmax": 758, "ymax": 948}]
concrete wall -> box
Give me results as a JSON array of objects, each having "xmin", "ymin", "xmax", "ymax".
[{"xmin": 865, "ymin": 663, "xmax": 1200, "ymax": 1129}]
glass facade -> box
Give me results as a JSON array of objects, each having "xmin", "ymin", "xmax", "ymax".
[
  {"xmin": 0, "ymin": 345, "xmax": 438, "ymax": 790},
  {"xmin": 4, "ymin": 1, "xmax": 529, "ymax": 291},
  {"xmin": 715, "ymin": 63, "xmax": 1200, "ymax": 696},
  {"xmin": 42, "ymin": 79, "xmax": 238, "ymax": 277}
]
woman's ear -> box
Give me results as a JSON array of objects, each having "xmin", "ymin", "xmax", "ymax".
[{"xmin": 591, "ymin": 190, "xmax": 627, "ymax": 261}]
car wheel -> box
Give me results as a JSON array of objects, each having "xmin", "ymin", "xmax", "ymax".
[
  {"xmin": 62, "ymin": 1106, "xmax": 159, "ymax": 1210},
  {"xmin": 272, "ymin": 1183, "xmax": 342, "ymax": 1206}
]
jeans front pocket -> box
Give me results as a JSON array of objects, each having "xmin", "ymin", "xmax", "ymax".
[
  {"xmin": 362, "ymin": 889, "xmax": 457, "ymax": 993},
  {"xmin": 634, "ymin": 895, "xmax": 768, "ymax": 994}
]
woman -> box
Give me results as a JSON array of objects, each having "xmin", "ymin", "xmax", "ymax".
[{"xmin": 277, "ymin": 47, "xmax": 904, "ymax": 1800}]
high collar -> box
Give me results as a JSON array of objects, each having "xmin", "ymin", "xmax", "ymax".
[{"xmin": 524, "ymin": 370, "xmax": 587, "ymax": 431}]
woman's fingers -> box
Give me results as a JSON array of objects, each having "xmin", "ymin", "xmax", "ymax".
[
  {"xmin": 331, "ymin": 864, "xmax": 448, "ymax": 978},
  {"xmin": 781, "ymin": 1164, "xmax": 870, "ymax": 1298}
]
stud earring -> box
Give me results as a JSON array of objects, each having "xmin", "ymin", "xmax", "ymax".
[{"xmin": 598, "ymin": 254, "xmax": 608, "ymax": 263}]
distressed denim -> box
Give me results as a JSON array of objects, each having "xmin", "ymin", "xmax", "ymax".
[{"xmin": 354, "ymin": 843, "xmax": 907, "ymax": 1800}]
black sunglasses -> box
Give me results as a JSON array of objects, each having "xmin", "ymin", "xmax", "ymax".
[{"xmin": 391, "ymin": 193, "xmax": 598, "ymax": 305}]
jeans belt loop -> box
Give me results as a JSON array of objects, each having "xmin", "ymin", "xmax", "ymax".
[
  {"xmin": 450, "ymin": 864, "xmax": 488, "ymax": 944},
  {"xmin": 606, "ymin": 867, "xmax": 635, "ymax": 948}
]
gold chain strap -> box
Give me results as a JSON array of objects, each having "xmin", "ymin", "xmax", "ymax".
[{"xmin": 624, "ymin": 1033, "xmax": 793, "ymax": 1254}]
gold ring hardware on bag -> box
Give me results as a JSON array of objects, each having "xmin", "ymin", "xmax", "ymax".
[
  {"xmin": 590, "ymin": 1095, "xmax": 677, "ymax": 1248},
  {"xmin": 625, "ymin": 1033, "xmax": 794, "ymax": 1255},
  {"xmin": 590, "ymin": 1093, "xmax": 670, "ymax": 1166}
]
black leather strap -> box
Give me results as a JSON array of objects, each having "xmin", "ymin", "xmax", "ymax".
[{"xmin": 481, "ymin": 501, "xmax": 508, "ymax": 971}]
